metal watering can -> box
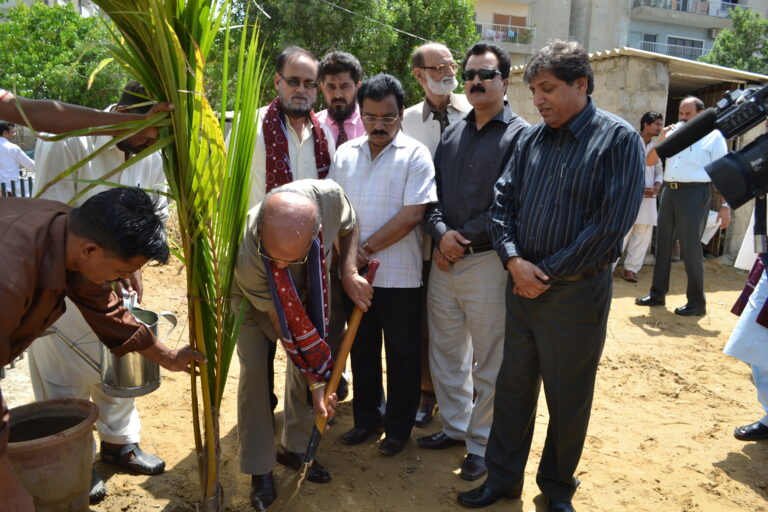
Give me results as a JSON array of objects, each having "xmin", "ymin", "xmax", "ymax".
[{"xmin": 47, "ymin": 294, "xmax": 177, "ymax": 398}]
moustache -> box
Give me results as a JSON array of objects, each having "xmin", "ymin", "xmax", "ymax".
[
  {"xmin": 371, "ymin": 130, "xmax": 388, "ymax": 136},
  {"xmin": 470, "ymin": 85, "xmax": 486, "ymax": 93}
]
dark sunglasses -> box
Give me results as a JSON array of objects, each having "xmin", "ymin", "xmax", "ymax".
[
  {"xmin": 461, "ymin": 68, "xmax": 502, "ymax": 82},
  {"xmin": 257, "ymin": 236, "xmax": 313, "ymax": 266}
]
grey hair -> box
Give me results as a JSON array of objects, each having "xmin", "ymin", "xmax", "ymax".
[{"xmin": 523, "ymin": 40, "xmax": 594, "ymax": 95}]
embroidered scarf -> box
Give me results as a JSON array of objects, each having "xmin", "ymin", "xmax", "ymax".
[
  {"xmin": 263, "ymin": 231, "xmax": 332, "ymax": 382},
  {"xmin": 731, "ymin": 257, "xmax": 768, "ymax": 328},
  {"xmin": 262, "ymin": 97, "xmax": 331, "ymax": 192}
]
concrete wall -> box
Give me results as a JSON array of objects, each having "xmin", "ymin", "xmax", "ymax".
[
  {"xmin": 474, "ymin": 0, "xmax": 530, "ymax": 23},
  {"xmin": 569, "ymin": 0, "xmax": 630, "ymax": 51},
  {"xmin": 531, "ymin": 0, "xmax": 573, "ymax": 49}
]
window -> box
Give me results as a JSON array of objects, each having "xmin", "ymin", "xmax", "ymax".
[
  {"xmin": 666, "ymin": 36, "xmax": 704, "ymax": 59},
  {"xmin": 641, "ymin": 33, "xmax": 658, "ymax": 52}
]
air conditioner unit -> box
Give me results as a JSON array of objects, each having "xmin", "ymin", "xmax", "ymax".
[{"xmin": 708, "ymin": 28, "xmax": 722, "ymax": 39}]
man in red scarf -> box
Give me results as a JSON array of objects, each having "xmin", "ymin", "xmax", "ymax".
[{"xmin": 233, "ymin": 179, "xmax": 372, "ymax": 510}]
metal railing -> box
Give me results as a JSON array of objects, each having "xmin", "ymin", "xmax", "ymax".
[
  {"xmin": 632, "ymin": 0, "xmax": 744, "ymax": 18},
  {"xmin": 475, "ymin": 22, "xmax": 535, "ymax": 46},
  {"xmin": 1, "ymin": 176, "xmax": 34, "ymax": 197},
  {"xmin": 628, "ymin": 39, "xmax": 711, "ymax": 60}
]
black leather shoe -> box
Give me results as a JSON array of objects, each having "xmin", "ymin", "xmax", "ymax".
[
  {"xmin": 414, "ymin": 393, "xmax": 437, "ymax": 427},
  {"xmin": 635, "ymin": 294, "xmax": 665, "ymax": 306},
  {"xmin": 340, "ymin": 426, "xmax": 379, "ymax": 446},
  {"xmin": 275, "ymin": 445, "xmax": 332, "ymax": 484},
  {"xmin": 378, "ymin": 436, "xmax": 407, "ymax": 456},
  {"xmin": 459, "ymin": 453, "xmax": 487, "ymax": 481},
  {"xmin": 734, "ymin": 421, "xmax": 768, "ymax": 441},
  {"xmin": 100, "ymin": 442, "xmax": 165, "ymax": 475},
  {"xmin": 549, "ymin": 500, "xmax": 575, "ymax": 512},
  {"xmin": 250, "ymin": 472, "xmax": 276, "ymax": 511},
  {"xmin": 89, "ymin": 469, "xmax": 107, "ymax": 504},
  {"xmin": 674, "ymin": 304, "xmax": 706, "ymax": 316},
  {"xmin": 457, "ymin": 482, "xmax": 522, "ymax": 508},
  {"xmin": 417, "ymin": 431, "xmax": 464, "ymax": 449},
  {"xmin": 336, "ymin": 376, "xmax": 349, "ymax": 402}
]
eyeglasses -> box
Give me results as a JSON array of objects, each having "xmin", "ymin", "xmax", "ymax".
[
  {"xmin": 461, "ymin": 68, "xmax": 503, "ymax": 82},
  {"xmin": 417, "ymin": 62, "xmax": 458, "ymax": 74},
  {"xmin": 279, "ymin": 74, "xmax": 318, "ymax": 90},
  {"xmin": 257, "ymin": 236, "xmax": 313, "ymax": 266},
  {"xmin": 361, "ymin": 114, "xmax": 399, "ymax": 125}
]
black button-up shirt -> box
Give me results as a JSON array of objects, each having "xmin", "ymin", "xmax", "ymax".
[
  {"xmin": 426, "ymin": 103, "xmax": 529, "ymax": 246},
  {"xmin": 488, "ymin": 98, "xmax": 644, "ymax": 279}
]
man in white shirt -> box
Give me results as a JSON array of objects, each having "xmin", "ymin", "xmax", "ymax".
[
  {"xmin": 619, "ymin": 111, "xmax": 664, "ymax": 282},
  {"xmin": 401, "ymin": 42, "xmax": 471, "ymax": 428},
  {"xmin": 315, "ymin": 51, "xmax": 365, "ymax": 149},
  {"xmin": 0, "ymin": 122, "xmax": 34, "ymax": 192},
  {"xmin": 637, "ymin": 96, "xmax": 731, "ymax": 316},
  {"xmin": 329, "ymin": 74, "xmax": 436, "ymax": 456},
  {"xmin": 29, "ymin": 80, "xmax": 168, "ymax": 503}
]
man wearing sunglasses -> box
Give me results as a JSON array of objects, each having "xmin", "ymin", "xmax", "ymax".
[
  {"xmin": 233, "ymin": 179, "xmax": 372, "ymax": 510},
  {"xmin": 402, "ymin": 42, "xmax": 472, "ymax": 429},
  {"xmin": 460, "ymin": 40, "xmax": 644, "ymax": 512},
  {"xmin": 329, "ymin": 74, "xmax": 436, "ymax": 457},
  {"xmin": 421, "ymin": 43, "xmax": 528, "ymax": 483}
]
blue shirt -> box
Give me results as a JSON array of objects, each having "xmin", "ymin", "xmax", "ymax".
[{"xmin": 488, "ymin": 98, "xmax": 644, "ymax": 280}]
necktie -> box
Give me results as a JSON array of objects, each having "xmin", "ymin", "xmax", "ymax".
[
  {"xmin": 336, "ymin": 123, "xmax": 348, "ymax": 148},
  {"xmin": 432, "ymin": 109, "xmax": 449, "ymax": 133}
]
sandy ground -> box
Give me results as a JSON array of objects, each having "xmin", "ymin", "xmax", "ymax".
[{"xmin": 4, "ymin": 256, "xmax": 768, "ymax": 512}]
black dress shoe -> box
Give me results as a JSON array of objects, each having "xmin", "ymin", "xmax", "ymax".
[
  {"xmin": 100, "ymin": 442, "xmax": 165, "ymax": 475},
  {"xmin": 674, "ymin": 304, "xmax": 706, "ymax": 316},
  {"xmin": 549, "ymin": 500, "xmax": 575, "ymax": 512},
  {"xmin": 457, "ymin": 482, "xmax": 522, "ymax": 508},
  {"xmin": 459, "ymin": 453, "xmax": 487, "ymax": 481},
  {"xmin": 734, "ymin": 420, "xmax": 768, "ymax": 441},
  {"xmin": 417, "ymin": 431, "xmax": 464, "ymax": 449},
  {"xmin": 89, "ymin": 469, "xmax": 107, "ymax": 504},
  {"xmin": 378, "ymin": 436, "xmax": 407, "ymax": 456},
  {"xmin": 635, "ymin": 294, "xmax": 665, "ymax": 306},
  {"xmin": 336, "ymin": 376, "xmax": 349, "ymax": 402},
  {"xmin": 414, "ymin": 393, "xmax": 437, "ymax": 427},
  {"xmin": 340, "ymin": 426, "xmax": 379, "ymax": 445},
  {"xmin": 275, "ymin": 445, "xmax": 332, "ymax": 484},
  {"xmin": 250, "ymin": 472, "xmax": 276, "ymax": 511}
]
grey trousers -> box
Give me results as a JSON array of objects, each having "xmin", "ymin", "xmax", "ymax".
[
  {"xmin": 485, "ymin": 270, "xmax": 612, "ymax": 502},
  {"xmin": 233, "ymin": 294, "xmax": 315, "ymax": 476},
  {"xmin": 650, "ymin": 183, "xmax": 711, "ymax": 307}
]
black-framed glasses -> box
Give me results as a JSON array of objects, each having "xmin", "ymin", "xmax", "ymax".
[
  {"xmin": 361, "ymin": 114, "xmax": 399, "ymax": 125},
  {"xmin": 257, "ymin": 236, "xmax": 312, "ymax": 266},
  {"xmin": 417, "ymin": 62, "xmax": 458, "ymax": 74},
  {"xmin": 461, "ymin": 68, "xmax": 502, "ymax": 82},
  {"xmin": 279, "ymin": 73, "xmax": 318, "ymax": 90}
]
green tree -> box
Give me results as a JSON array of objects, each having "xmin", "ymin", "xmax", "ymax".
[
  {"xmin": 221, "ymin": 0, "xmax": 478, "ymax": 107},
  {"xmin": 699, "ymin": 7, "xmax": 768, "ymax": 75},
  {"xmin": 0, "ymin": 2, "xmax": 127, "ymax": 108}
]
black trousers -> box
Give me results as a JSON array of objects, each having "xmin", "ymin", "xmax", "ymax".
[
  {"xmin": 345, "ymin": 286, "xmax": 422, "ymax": 440},
  {"xmin": 485, "ymin": 270, "xmax": 612, "ymax": 502}
]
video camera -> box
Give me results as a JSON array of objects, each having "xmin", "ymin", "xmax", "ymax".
[{"xmin": 655, "ymin": 84, "xmax": 768, "ymax": 210}]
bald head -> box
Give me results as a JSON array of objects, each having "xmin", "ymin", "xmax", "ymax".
[
  {"xmin": 678, "ymin": 96, "xmax": 705, "ymax": 122},
  {"xmin": 412, "ymin": 43, "xmax": 451, "ymax": 69},
  {"xmin": 258, "ymin": 191, "xmax": 320, "ymax": 268}
]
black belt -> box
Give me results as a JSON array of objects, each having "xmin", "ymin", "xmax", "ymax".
[
  {"xmin": 664, "ymin": 181, "xmax": 708, "ymax": 190},
  {"xmin": 557, "ymin": 265, "xmax": 609, "ymax": 282},
  {"xmin": 463, "ymin": 242, "xmax": 494, "ymax": 255}
]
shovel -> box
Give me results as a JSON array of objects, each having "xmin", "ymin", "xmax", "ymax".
[{"xmin": 271, "ymin": 259, "xmax": 380, "ymax": 511}]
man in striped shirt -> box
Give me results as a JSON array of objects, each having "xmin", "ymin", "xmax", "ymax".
[{"xmin": 458, "ymin": 41, "xmax": 644, "ymax": 512}]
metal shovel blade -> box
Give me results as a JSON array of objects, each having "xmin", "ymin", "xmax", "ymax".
[{"xmin": 269, "ymin": 462, "xmax": 309, "ymax": 511}]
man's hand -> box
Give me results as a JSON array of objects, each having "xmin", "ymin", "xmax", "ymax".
[
  {"xmin": 643, "ymin": 187, "xmax": 657, "ymax": 198},
  {"xmin": 356, "ymin": 246, "xmax": 370, "ymax": 269},
  {"xmin": 311, "ymin": 385, "xmax": 338, "ymax": 429},
  {"xmin": 137, "ymin": 102, "xmax": 173, "ymax": 140},
  {"xmin": 118, "ymin": 270, "xmax": 144, "ymax": 305},
  {"xmin": 434, "ymin": 249, "xmax": 451, "ymax": 272},
  {"xmin": 139, "ymin": 343, "xmax": 207, "ymax": 373},
  {"xmin": 717, "ymin": 205, "xmax": 732, "ymax": 230},
  {"xmin": 438, "ymin": 230, "xmax": 469, "ymax": 263},
  {"xmin": 341, "ymin": 271, "xmax": 373, "ymax": 312},
  {"xmin": 506, "ymin": 257, "xmax": 550, "ymax": 299}
]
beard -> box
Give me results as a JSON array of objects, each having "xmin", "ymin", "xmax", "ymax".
[
  {"xmin": 116, "ymin": 139, "xmax": 149, "ymax": 155},
  {"xmin": 280, "ymin": 94, "xmax": 313, "ymax": 118},
  {"xmin": 426, "ymin": 74, "xmax": 458, "ymax": 96},
  {"xmin": 328, "ymin": 99, "xmax": 356, "ymax": 123}
]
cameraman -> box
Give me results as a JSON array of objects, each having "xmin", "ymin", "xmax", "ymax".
[{"xmin": 636, "ymin": 96, "xmax": 731, "ymax": 316}]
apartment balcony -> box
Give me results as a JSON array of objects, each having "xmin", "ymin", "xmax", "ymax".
[
  {"xmin": 627, "ymin": 39, "xmax": 712, "ymax": 60},
  {"xmin": 475, "ymin": 21, "xmax": 535, "ymax": 55},
  {"xmin": 630, "ymin": 0, "xmax": 743, "ymax": 29}
]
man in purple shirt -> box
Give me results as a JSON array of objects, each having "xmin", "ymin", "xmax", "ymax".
[{"xmin": 315, "ymin": 51, "xmax": 365, "ymax": 149}]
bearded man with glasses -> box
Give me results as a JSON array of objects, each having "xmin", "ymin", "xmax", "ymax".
[
  {"xmin": 232, "ymin": 179, "xmax": 372, "ymax": 510},
  {"xmin": 420, "ymin": 42, "xmax": 528, "ymax": 483}
]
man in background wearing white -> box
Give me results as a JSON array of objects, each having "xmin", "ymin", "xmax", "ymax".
[{"xmin": 0, "ymin": 121, "xmax": 34, "ymax": 193}]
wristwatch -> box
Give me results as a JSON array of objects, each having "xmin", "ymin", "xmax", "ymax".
[{"xmin": 361, "ymin": 239, "xmax": 373, "ymax": 255}]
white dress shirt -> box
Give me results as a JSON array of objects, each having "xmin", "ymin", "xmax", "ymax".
[
  {"xmin": 664, "ymin": 127, "xmax": 728, "ymax": 183},
  {"xmin": 0, "ymin": 135, "xmax": 34, "ymax": 183},
  {"xmin": 634, "ymin": 139, "xmax": 664, "ymax": 226},
  {"xmin": 329, "ymin": 131, "xmax": 437, "ymax": 288},
  {"xmin": 401, "ymin": 93, "xmax": 471, "ymax": 157}
]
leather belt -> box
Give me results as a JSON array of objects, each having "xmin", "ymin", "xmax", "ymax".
[
  {"xmin": 464, "ymin": 242, "xmax": 494, "ymax": 255},
  {"xmin": 665, "ymin": 181, "xmax": 708, "ymax": 190},
  {"xmin": 557, "ymin": 265, "xmax": 609, "ymax": 282}
]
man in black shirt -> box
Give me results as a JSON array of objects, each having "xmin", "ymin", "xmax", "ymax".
[
  {"xmin": 419, "ymin": 42, "xmax": 528, "ymax": 483},
  {"xmin": 458, "ymin": 41, "xmax": 643, "ymax": 512}
]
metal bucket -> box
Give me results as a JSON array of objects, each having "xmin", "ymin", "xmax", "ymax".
[{"xmin": 100, "ymin": 308, "xmax": 177, "ymax": 397}]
